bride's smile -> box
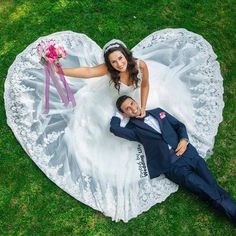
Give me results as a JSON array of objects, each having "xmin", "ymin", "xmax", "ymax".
[{"xmin": 108, "ymin": 50, "xmax": 128, "ymax": 72}]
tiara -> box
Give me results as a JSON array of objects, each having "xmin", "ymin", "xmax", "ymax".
[{"xmin": 103, "ymin": 39, "xmax": 127, "ymax": 54}]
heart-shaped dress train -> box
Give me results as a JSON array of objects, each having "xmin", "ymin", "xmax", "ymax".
[{"xmin": 4, "ymin": 28, "xmax": 224, "ymax": 222}]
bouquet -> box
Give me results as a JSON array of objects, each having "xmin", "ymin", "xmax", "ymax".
[{"xmin": 37, "ymin": 40, "xmax": 76, "ymax": 114}]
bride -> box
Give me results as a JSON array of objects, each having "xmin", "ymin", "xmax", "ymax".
[
  {"xmin": 61, "ymin": 39, "xmax": 149, "ymax": 118},
  {"xmin": 4, "ymin": 28, "xmax": 224, "ymax": 222}
]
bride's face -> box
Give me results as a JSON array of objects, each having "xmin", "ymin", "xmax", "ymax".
[
  {"xmin": 120, "ymin": 98, "xmax": 141, "ymax": 117},
  {"xmin": 108, "ymin": 50, "xmax": 128, "ymax": 72}
]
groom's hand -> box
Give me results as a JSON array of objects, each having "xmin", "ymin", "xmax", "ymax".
[{"xmin": 175, "ymin": 139, "xmax": 189, "ymax": 156}]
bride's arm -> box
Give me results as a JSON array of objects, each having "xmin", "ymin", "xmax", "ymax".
[
  {"xmin": 62, "ymin": 63, "xmax": 108, "ymax": 78},
  {"xmin": 138, "ymin": 60, "xmax": 149, "ymax": 117}
]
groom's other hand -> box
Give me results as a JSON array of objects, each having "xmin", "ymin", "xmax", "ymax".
[{"xmin": 175, "ymin": 139, "xmax": 189, "ymax": 156}]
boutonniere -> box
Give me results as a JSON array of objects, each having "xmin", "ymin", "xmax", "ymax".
[{"xmin": 159, "ymin": 112, "xmax": 166, "ymax": 119}]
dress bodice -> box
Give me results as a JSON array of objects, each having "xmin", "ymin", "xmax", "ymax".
[{"xmin": 119, "ymin": 60, "xmax": 142, "ymax": 100}]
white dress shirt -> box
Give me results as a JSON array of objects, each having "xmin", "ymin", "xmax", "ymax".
[
  {"xmin": 144, "ymin": 114, "xmax": 161, "ymax": 133},
  {"xmin": 145, "ymin": 114, "xmax": 172, "ymax": 150}
]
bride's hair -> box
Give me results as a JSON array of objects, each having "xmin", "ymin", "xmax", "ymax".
[{"xmin": 104, "ymin": 44, "xmax": 139, "ymax": 92}]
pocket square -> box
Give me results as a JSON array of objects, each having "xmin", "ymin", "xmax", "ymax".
[{"xmin": 159, "ymin": 112, "xmax": 166, "ymax": 119}]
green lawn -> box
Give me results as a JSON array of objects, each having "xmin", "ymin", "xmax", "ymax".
[{"xmin": 0, "ymin": 0, "xmax": 236, "ymax": 235}]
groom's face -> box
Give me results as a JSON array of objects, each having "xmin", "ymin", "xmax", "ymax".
[{"xmin": 120, "ymin": 98, "xmax": 141, "ymax": 117}]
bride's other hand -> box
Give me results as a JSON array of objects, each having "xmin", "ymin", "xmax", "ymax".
[{"xmin": 136, "ymin": 107, "xmax": 146, "ymax": 118}]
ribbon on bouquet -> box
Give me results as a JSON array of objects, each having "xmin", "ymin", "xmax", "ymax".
[{"xmin": 43, "ymin": 63, "xmax": 76, "ymax": 114}]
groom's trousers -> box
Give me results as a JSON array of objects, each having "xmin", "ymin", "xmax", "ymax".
[{"xmin": 165, "ymin": 151, "xmax": 236, "ymax": 223}]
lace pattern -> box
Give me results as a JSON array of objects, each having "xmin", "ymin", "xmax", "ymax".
[
  {"xmin": 132, "ymin": 28, "xmax": 224, "ymax": 158},
  {"xmin": 4, "ymin": 29, "xmax": 223, "ymax": 222}
]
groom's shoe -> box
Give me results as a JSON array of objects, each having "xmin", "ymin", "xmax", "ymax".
[{"xmin": 216, "ymin": 196, "xmax": 236, "ymax": 224}]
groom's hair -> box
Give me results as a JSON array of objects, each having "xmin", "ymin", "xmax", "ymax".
[{"xmin": 116, "ymin": 95, "xmax": 134, "ymax": 113}]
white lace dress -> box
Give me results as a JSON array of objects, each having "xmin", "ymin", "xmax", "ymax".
[{"xmin": 4, "ymin": 28, "xmax": 224, "ymax": 222}]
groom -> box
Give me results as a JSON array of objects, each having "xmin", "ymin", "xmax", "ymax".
[{"xmin": 110, "ymin": 95, "xmax": 236, "ymax": 223}]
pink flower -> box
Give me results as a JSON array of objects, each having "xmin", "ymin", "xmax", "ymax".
[
  {"xmin": 45, "ymin": 45, "xmax": 58, "ymax": 64},
  {"xmin": 159, "ymin": 112, "xmax": 166, "ymax": 119},
  {"xmin": 56, "ymin": 45, "xmax": 66, "ymax": 58},
  {"xmin": 37, "ymin": 40, "xmax": 67, "ymax": 65}
]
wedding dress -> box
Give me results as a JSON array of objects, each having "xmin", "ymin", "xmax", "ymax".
[{"xmin": 4, "ymin": 28, "xmax": 224, "ymax": 222}]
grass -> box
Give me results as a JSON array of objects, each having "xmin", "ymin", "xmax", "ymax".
[{"xmin": 0, "ymin": 0, "xmax": 236, "ymax": 235}]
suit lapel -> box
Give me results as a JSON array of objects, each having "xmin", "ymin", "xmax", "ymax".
[
  {"xmin": 148, "ymin": 109, "xmax": 164, "ymax": 132},
  {"xmin": 130, "ymin": 118, "xmax": 153, "ymax": 133},
  {"xmin": 148, "ymin": 109, "xmax": 171, "ymax": 145}
]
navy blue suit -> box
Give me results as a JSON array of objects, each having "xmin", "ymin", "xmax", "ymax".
[{"xmin": 110, "ymin": 107, "xmax": 236, "ymax": 223}]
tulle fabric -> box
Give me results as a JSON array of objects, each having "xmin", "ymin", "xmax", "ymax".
[{"xmin": 4, "ymin": 29, "xmax": 224, "ymax": 222}]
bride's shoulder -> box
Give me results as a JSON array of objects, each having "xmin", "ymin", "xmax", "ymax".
[
  {"xmin": 139, "ymin": 60, "xmax": 147, "ymax": 67},
  {"xmin": 137, "ymin": 59, "xmax": 148, "ymax": 72}
]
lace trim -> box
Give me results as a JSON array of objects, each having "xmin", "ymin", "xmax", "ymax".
[
  {"xmin": 4, "ymin": 29, "xmax": 223, "ymax": 222},
  {"xmin": 132, "ymin": 28, "xmax": 224, "ymax": 158}
]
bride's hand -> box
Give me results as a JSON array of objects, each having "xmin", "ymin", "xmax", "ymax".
[{"xmin": 136, "ymin": 107, "xmax": 146, "ymax": 118}]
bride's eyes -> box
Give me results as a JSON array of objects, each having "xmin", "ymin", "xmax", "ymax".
[{"xmin": 111, "ymin": 56, "xmax": 123, "ymax": 64}]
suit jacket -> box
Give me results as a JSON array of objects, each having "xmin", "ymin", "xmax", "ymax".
[{"xmin": 110, "ymin": 107, "xmax": 199, "ymax": 178}]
